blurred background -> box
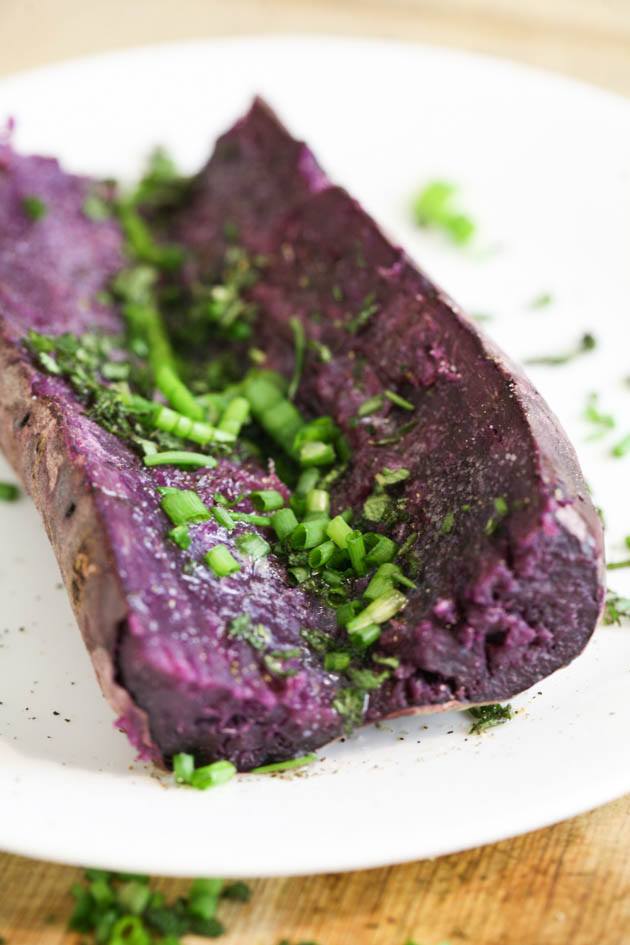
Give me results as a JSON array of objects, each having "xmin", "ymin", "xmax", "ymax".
[{"xmin": 1, "ymin": 0, "xmax": 630, "ymax": 95}]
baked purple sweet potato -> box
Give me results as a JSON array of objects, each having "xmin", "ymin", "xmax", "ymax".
[{"xmin": 0, "ymin": 101, "xmax": 604, "ymax": 771}]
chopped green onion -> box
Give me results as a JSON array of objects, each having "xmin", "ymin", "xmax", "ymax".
[
  {"xmin": 161, "ymin": 489, "xmax": 210, "ymax": 526},
  {"xmin": 212, "ymin": 506, "xmax": 235, "ymax": 530},
  {"xmin": 324, "ymin": 651, "xmax": 351, "ymax": 672},
  {"xmin": 328, "ymin": 547, "xmax": 350, "ymax": 571},
  {"xmin": 294, "ymin": 416, "xmax": 339, "ymax": 447},
  {"xmin": 117, "ymin": 880, "xmax": 151, "ymax": 915},
  {"xmin": 173, "ymin": 752, "xmax": 195, "ymax": 784},
  {"xmin": 22, "ymin": 195, "xmax": 47, "ymax": 221},
  {"xmin": 271, "ymin": 507, "xmax": 299, "ymax": 541},
  {"xmin": 251, "ymin": 753, "xmax": 317, "ymax": 774},
  {"xmin": 326, "ymin": 514, "xmax": 353, "ymax": 549},
  {"xmin": 109, "ymin": 915, "xmax": 150, "ymax": 945},
  {"xmin": 322, "ymin": 569, "xmax": 345, "ymax": 587},
  {"xmin": 606, "ymin": 559, "xmax": 630, "ymax": 571},
  {"xmin": 0, "ymin": 482, "xmax": 20, "ymax": 502},
  {"xmin": 348, "ymin": 623, "xmax": 382, "ymax": 648},
  {"xmin": 288, "ymin": 566, "xmax": 310, "ymax": 586},
  {"xmin": 144, "ymin": 450, "xmax": 217, "ymax": 468},
  {"xmin": 155, "ymin": 363, "xmax": 204, "ymax": 421},
  {"xmin": 249, "ymin": 489, "xmax": 285, "ymax": 512},
  {"xmin": 308, "ymin": 540, "xmax": 336, "ymax": 569},
  {"xmin": 204, "ymin": 545, "xmax": 241, "ymax": 577},
  {"xmin": 346, "ymin": 530, "xmax": 366, "ymax": 575},
  {"xmin": 384, "ymin": 389, "xmax": 414, "ymax": 411},
  {"xmin": 190, "ymin": 759, "xmax": 237, "ymax": 790},
  {"xmin": 357, "ymin": 394, "xmax": 384, "ymax": 418},
  {"xmin": 218, "ymin": 396, "xmax": 250, "ymax": 437},
  {"xmin": 296, "ymin": 468, "xmax": 320, "ymax": 495},
  {"xmin": 291, "ymin": 517, "xmax": 331, "ymax": 549},
  {"xmin": 117, "ymin": 200, "xmax": 183, "ymax": 270},
  {"xmin": 235, "ymin": 532, "xmax": 271, "ymax": 559},
  {"xmin": 363, "ymin": 533, "xmax": 397, "ymax": 566},
  {"xmin": 299, "ymin": 440, "xmax": 336, "ymax": 467},
  {"xmin": 305, "ymin": 488, "xmax": 330, "ymax": 515},
  {"xmin": 336, "ymin": 600, "xmax": 362, "ymax": 627},
  {"xmin": 154, "ymin": 405, "xmax": 235, "ymax": 445},
  {"xmin": 364, "ymin": 563, "xmax": 398, "ymax": 600},
  {"xmin": 168, "ymin": 524, "xmax": 191, "ymax": 549},
  {"xmin": 231, "ymin": 512, "xmax": 273, "ymax": 527},
  {"xmin": 288, "ymin": 316, "xmax": 306, "ymax": 400},
  {"xmin": 611, "ymin": 434, "xmax": 630, "ymax": 458},
  {"xmin": 347, "ymin": 589, "xmax": 407, "ymax": 631}
]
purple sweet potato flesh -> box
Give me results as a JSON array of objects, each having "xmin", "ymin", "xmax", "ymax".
[{"xmin": 0, "ymin": 101, "xmax": 604, "ymax": 770}]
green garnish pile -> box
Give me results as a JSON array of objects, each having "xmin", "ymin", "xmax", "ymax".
[{"xmin": 68, "ymin": 870, "xmax": 250, "ymax": 943}]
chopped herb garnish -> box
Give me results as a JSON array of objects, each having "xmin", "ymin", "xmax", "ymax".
[
  {"xmin": 0, "ymin": 482, "xmax": 20, "ymax": 502},
  {"xmin": 288, "ymin": 316, "xmax": 306, "ymax": 400},
  {"xmin": 172, "ymin": 752, "xmax": 236, "ymax": 790},
  {"xmin": 324, "ymin": 651, "xmax": 351, "ymax": 672},
  {"xmin": 263, "ymin": 649, "xmax": 300, "ymax": 678},
  {"xmin": 235, "ymin": 532, "xmax": 271, "ymax": 560},
  {"xmin": 212, "ymin": 506, "xmax": 235, "ymax": 530},
  {"xmin": 308, "ymin": 338, "xmax": 332, "ymax": 362},
  {"xmin": 249, "ymin": 489, "xmax": 285, "ymax": 512},
  {"xmin": 375, "ymin": 467, "xmax": 410, "ymax": 488},
  {"xmin": 611, "ymin": 433, "xmax": 630, "ymax": 458},
  {"xmin": 168, "ymin": 524, "xmax": 191, "ymax": 550},
  {"xmin": 528, "ymin": 292, "xmax": 554, "ymax": 309},
  {"xmin": 204, "ymin": 545, "xmax": 240, "ymax": 577},
  {"xmin": 484, "ymin": 496, "xmax": 509, "ymax": 535},
  {"xmin": 22, "ymin": 195, "xmax": 47, "ymax": 220},
  {"xmin": 583, "ymin": 393, "xmax": 615, "ymax": 440},
  {"xmin": 332, "ymin": 687, "xmax": 367, "ymax": 728},
  {"xmin": 363, "ymin": 493, "xmax": 391, "ymax": 523},
  {"xmin": 384, "ymin": 390, "xmax": 414, "ymax": 411},
  {"xmin": 144, "ymin": 450, "xmax": 217, "ymax": 468},
  {"xmin": 227, "ymin": 613, "xmax": 271, "ymax": 650},
  {"xmin": 525, "ymin": 332, "xmax": 597, "ymax": 366},
  {"xmin": 346, "ymin": 293, "xmax": 379, "ymax": 334},
  {"xmin": 441, "ymin": 510, "xmax": 455, "ymax": 534},
  {"xmin": 160, "ymin": 489, "xmax": 210, "ymax": 526},
  {"xmin": 468, "ymin": 703, "xmax": 513, "ymax": 734},
  {"xmin": 251, "ymin": 753, "xmax": 316, "ymax": 774},
  {"xmin": 82, "ymin": 194, "xmax": 111, "ymax": 221},
  {"xmin": 606, "ymin": 559, "xmax": 630, "ymax": 570},
  {"xmin": 357, "ymin": 393, "xmax": 385, "ymax": 418},
  {"xmin": 347, "ymin": 668, "xmax": 389, "ymax": 690},
  {"xmin": 603, "ymin": 590, "xmax": 630, "ymax": 625},
  {"xmin": 411, "ymin": 180, "xmax": 475, "ymax": 245}
]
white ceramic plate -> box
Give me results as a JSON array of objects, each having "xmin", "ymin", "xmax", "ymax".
[{"xmin": 1, "ymin": 37, "xmax": 629, "ymax": 878}]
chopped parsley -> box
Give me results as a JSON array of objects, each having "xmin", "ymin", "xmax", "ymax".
[
  {"xmin": 227, "ymin": 613, "xmax": 271, "ymax": 651},
  {"xmin": 525, "ymin": 332, "xmax": 596, "ymax": 366},
  {"xmin": 375, "ymin": 467, "xmax": 410, "ymax": 488},
  {"xmin": 411, "ymin": 180, "xmax": 475, "ymax": 245},
  {"xmin": 22, "ymin": 195, "xmax": 47, "ymax": 220},
  {"xmin": 468, "ymin": 703, "xmax": 513, "ymax": 734}
]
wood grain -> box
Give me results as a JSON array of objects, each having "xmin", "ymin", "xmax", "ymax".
[
  {"xmin": 1, "ymin": 1, "xmax": 629, "ymax": 943},
  {"xmin": 1, "ymin": 796, "xmax": 629, "ymax": 944}
]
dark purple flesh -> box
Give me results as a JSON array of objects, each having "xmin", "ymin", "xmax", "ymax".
[{"xmin": 0, "ymin": 102, "xmax": 604, "ymax": 770}]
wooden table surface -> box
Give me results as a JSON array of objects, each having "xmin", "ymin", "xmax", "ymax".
[{"xmin": 0, "ymin": 2, "xmax": 629, "ymax": 943}]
